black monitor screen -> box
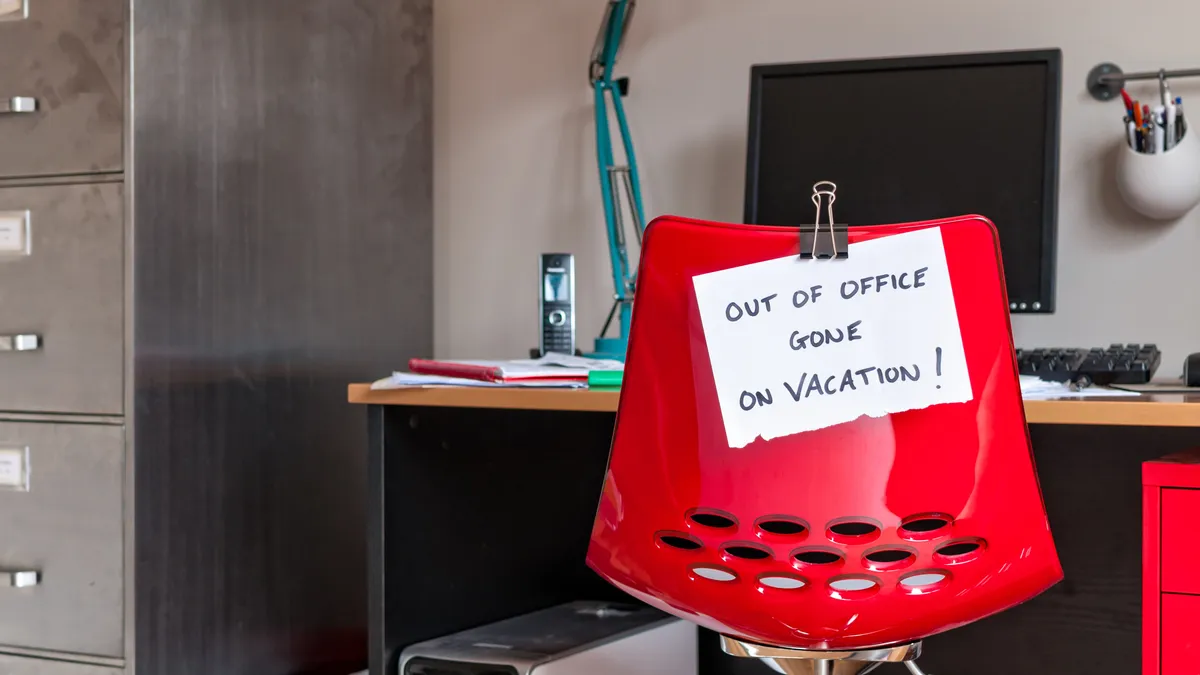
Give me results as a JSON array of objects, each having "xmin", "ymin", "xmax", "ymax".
[{"xmin": 744, "ymin": 50, "xmax": 1061, "ymax": 312}]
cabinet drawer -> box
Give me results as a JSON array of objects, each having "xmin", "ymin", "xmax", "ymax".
[
  {"xmin": 0, "ymin": 183, "xmax": 123, "ymax": 415},
  {"xmin": 0, "ymin": 0, "xmax": 124, "ymax": 179},
  {"xmin": 1163, "ymin": 489, "xmax": 1200, "ymax": 595},
  {"xmin": 0, "ymin": 421, "xmax": 123, "ymax": 657},
  {"xmin": 0, "ymin": 653, "xmax": 119, "ymax": 675},
  {"xmin": 1163, "ymin": 593, "xmax": 1200, "ymax": 675}
]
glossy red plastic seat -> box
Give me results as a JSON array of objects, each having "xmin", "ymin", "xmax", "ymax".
[{"xmin": 586, "ymin": 214, "xmax": 1062, "ymax": 651}]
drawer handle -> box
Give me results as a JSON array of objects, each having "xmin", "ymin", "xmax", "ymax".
[
  {"xmin": 0, "ymin": 334, "xmax": 39, "ymax": 352},
  {"xmin": 0, "ymin": 97, "xmax": 36, "ymax": 114},
  {"xmin": 2, "ymin": 570, "xmax": 38, "ymax": 588},
  {"xmin": 0, "ymin": 0, "xmax": 27, "ymax": 21}
]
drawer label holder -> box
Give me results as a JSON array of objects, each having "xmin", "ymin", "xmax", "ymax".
[{"xmin": 0, "ymin": 446, "xmax": 29, "ymax": 491}]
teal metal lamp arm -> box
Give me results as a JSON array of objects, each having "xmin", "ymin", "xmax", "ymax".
[{"xmin": 588, "ymin": 0, "xmax": 645, "ymax": 361}]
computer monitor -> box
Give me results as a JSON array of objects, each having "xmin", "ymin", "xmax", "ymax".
[{"xmin": 743, "ymin": 49, "xmax": 1062, "ymax": 313}]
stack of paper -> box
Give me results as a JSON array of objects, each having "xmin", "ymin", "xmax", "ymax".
[
  {"xmin": 1018, "ymin": 375, "xmax": 1139, "ymax": 400},
  {"xmin": 371, "ymin": 353, "xmax": 624, "ymax": 390}
]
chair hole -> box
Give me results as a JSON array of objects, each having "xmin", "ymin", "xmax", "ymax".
[
  {"xmin": 829, "ymin": 577, "xmax": 878, "ymax": 592},
  {"xmin": 899, "ymin": 569, "xmax": 952, "ymax": 593},
  {"xmin": 794, "ymin": 549, "xmax": 842, "ymax": 565},
  {"xmin": 900, "ymin": 571, "xmax": 948, "ymax": 588},
  {"xmin": 759, "ymin": 574, "xmax": 807, "ymax": 590},
  {"xmin": 827, "ymin": 575, "xmax": 882, "ymax": 599},
  {"xmin": 723, "ymin": 543, "xmax": 772, "ymax": 560},
  {"xmin": 865, "ymin": 549, "xmax": 913, "ymax": 563},
  {"xmin": 901, "ymin": 517, "xmax": 951, "ymax": 533},
  {"xmin": 756, "ymin": 517, "xmax": 808, "ymax": 536},
  {"xmin": 829, "ymin": 522, "xmax": 878, "ymax": 536},
  {"xmin": 826, "ymin": 518, "xmax": 881, "ymax": 544},
  {"xmin": 937, "ymin": 541, "xmax": 981, "ymax": 557},
  {"xmin": 933, "ymin": 538, "xmax": 985, "ymax": 565},
  {"xmin": 656, "ymin": 531, "xmax": 702, "ymax": 551},
  {"xmin": 862, "ymin": 546, "xmax": 916, "ymax": 572},
  {"xmin": 691, "ymin": 565, "xmax": 737, "ymax": 582},
  {"xmin": 687, "ymin": 509, "xmax": 738, "ymax": 529}
]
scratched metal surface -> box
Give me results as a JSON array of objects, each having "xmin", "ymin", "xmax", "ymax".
[
  {"xmin": 0, "ymin": 0, "xmax": 124, "ymax": 179},
  {"xmin": 131, "ymin": 0, "xmax": 433, "ymax": 673},
  {"xmin": 0, "ymin": 181, "xmax": 124, "ymax": 415}
]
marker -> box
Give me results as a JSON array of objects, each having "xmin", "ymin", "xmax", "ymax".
[
  {"xmin": 1127, "ymin": 118, "xmax": 1137, "ymax": 149},
  {"xmin": 1177, "ymin": 97, "xmax": 1187, "ymax": 141},
  {"xmin": 588, "ymin": 370, "xmax": 623, "ymax": 388}
]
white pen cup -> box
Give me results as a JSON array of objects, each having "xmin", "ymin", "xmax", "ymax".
[{"xmin": 1115, "ymin": 124, "xmax": 1200, "ymax": 220}]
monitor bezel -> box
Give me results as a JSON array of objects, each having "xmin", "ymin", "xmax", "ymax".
[{"xmin": 743, "ymin": 48, "xmax": 1063, "ymax": 314}]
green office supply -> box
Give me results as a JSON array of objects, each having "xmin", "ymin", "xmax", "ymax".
[{"xmin": 588, "ymin": 370, "xmax": 623, "ymax": 388}]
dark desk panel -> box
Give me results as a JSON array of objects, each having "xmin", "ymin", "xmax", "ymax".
[{"xmin": 360, "ymin": 397, "xmax": 1200, "ymax": 675}]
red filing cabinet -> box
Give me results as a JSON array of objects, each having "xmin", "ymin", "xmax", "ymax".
[{"xmin": 1144, "ymin": 452, "xmax": 1200, "ymax": 675}]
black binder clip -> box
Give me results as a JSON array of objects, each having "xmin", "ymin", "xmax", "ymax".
[{"xmin": 799, "ymin": 180, "xmax": 848, "ymax": 260}]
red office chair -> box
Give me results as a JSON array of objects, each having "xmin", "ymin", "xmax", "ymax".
[{"xmin": 586, "ymin": 207, "xmax": 1062, "ymax": 675}]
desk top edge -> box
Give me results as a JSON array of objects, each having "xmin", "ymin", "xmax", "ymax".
[
  {"xmin": 346, "ymin": 383, "xmax": 621, "ymax": 412},
  {"xmin": 347, "ymin": 384, "xmax": 1200, "ymax": 427}
]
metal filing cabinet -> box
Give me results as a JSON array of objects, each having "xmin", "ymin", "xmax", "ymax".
[
  {"xmin": 0, "ymin": 653, "xmax": 120, "ymax": 675},
  {"xmin": 0, "ymin": 0, "xmax": 434, "ymax": 674},
  {"xmin": 0, "ymin": 422, "xmax": 124, "ymax": 658},
  {"xmin": 0, "ymin": 184, "xmax": 124, "ymax": 415},
  {"xmin": 0, "ymin": 0, "xmax": 124, "ymax": 180},
  {"xmin": 0, "ymin": 0, "xmax": 127, "ymax": 670}
]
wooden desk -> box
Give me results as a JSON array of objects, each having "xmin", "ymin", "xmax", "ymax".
[
  {"xmin": 348, "ymin": 383, "xmax": 1200, "ymax": 427},
  {"xmin": 351, "ymin": 383, "xmax": 1200, "ymax": 675}
]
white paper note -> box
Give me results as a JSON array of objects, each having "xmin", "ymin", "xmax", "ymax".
[
  {"xmin": 692, "ymin": 227, "xmax": 973, "ymax": 448},
  {"xmin": 0, "ymin": 0, "xmax": 26, "ymax": 20},
  {"xmin": 0, "ymin": 447, "xmax": 28, "ymax": 490},
  {"xmin": 0, "ymin": 211, "xmax": 29, "ymax": 255}
]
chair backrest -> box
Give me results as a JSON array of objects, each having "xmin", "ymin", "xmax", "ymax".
[{"xmin": 586, "ymin": 214, "xmax": 1062, "ymax": 650}]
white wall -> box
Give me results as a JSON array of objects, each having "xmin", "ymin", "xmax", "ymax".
[{"xmin": 434, "ymin": 0, "xmax": 1200, "ymax": 374}]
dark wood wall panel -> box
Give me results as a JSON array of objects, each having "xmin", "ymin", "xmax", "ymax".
[{"xmin": 132, "ymin": 1, "xmax": 432, "ymax": 673}]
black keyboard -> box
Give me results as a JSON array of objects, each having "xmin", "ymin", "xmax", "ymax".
[{"xmin": 1015, "ymin": 343, "xmax": 1162, "ymax": 386}]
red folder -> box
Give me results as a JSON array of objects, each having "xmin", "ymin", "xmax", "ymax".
[
  {"xmin": 407, "ymin": 358, "xmax": 589, "ymax": 383},
  {"xmin": 407, "ymin": 359, "xmax": 512, "ymax": 383},
  {"xmin": 586, "ymin": 213, "xmax": 1062, "ymax": 651}
]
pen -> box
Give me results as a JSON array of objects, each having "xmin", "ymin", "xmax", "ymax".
[
  {"xmin": 1134, "ymin": 102, "xmax": 1144, "ymax": 128},
  {"xmin": 1167, "ymin": 99, "xmax": 1177, "ymax": 150},
  {"xmin": 1122, "ymin": 89, "xmax": 1135, "ymax": 116},
  {"xmin": 1127, "ymin": 118, "xmax": 1137, "ymax": 149},
  {"xmin": 1153, "ymin": 105, "xmax": 1166, "ymax": 153}
]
